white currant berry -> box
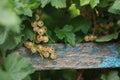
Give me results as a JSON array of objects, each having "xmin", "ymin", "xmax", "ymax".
[
  {"xmin": 31, "ymin": 21, "xmax": 37, "ymax": 27},
  {"xmin": 31, "ymin": 47, "xmax": 37, "ymax": 53},
  {"xmin": 37, "ymin": 21, "xmax": 44, "ymax": 27},
  {"xmin": 42, "ymin": 36, "xmax": 49, "ymax": 43},
  {"xmin": 37, "ymin": 29, "xmax": 45, "ymax": 35},
  {"xmin": 35, "ymin": 14, "xmax": 40, "ymax": 20},
  {"xmin": 50, "ymin": 54, "xmax": 57, "ymax": 59},
  {"xmin": 84, "ymin": 36, "xmax": 90, "ymax": 42}
]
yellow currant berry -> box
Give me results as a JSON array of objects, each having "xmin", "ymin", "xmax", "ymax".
[
  {"xmin": 35, "ymin": 39, "xmax": 40, "ymax": 43},
  {"xmin": 43, "ymin": 52, "xmax": 49, "ymax": 58},
  {"xmin": 31, "ymin": 47, "xmax": 37, "ymax": 53},
  {"xmin": 41, "ymin": 27, "xmax": 47, "ymax": 32},
  {"xmin": 24, "ymin": 41, "xmax": 33, "ymax": 49},
  {"xmin": 37, "ymin": 45, "xmax": 43, "ymax": 51},
  {"xmin": 37, "ymin": 29, "xmax": 45, "ymax": 35},
  {"xmin": 35, "ymin": 14, "xmax": 40, "ymax": 20},
  {"xmin": 36, "ymin": 9, "xmax": 41, "ymax": 14},
  {"xmin": 33, "ymin": 27, "xmax": 39, "ymax": 32},
  {"xmin": 48, "ymin": 48, "xmax": 55, "ymax": 54},
  {"xmin": 37, "ymin": 21, "xmax": 44, "ymax": 27},
  {"xmin": 36, "ymin": 35, "xmax": 42, "ymax": 42},
  {"xmin": 50, "ymin": 54, "xmax": 57, "ymax": 59},
  {"xmin": 84, "ymin": 36, "xmax": 90, "ymax": 42},
  {"xmin": 109, "ymin": 22, "xmax": 114, "ymax": 27},
  {"xmin": 89, "ymin": 35, "xmax": 96, "ymax": 41},
  {"xmin": 31, "ymin": 21, "xmax": 37, "ymax": 27},
  {"xmin": 42, "ymin": 36, "xmax": 49, "ymax": 43}
]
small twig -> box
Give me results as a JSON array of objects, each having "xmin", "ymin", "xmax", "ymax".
[
  {"xmin": 38, "ymin": 71, "xmax": 41, "ymax": 80},
  {"xmin": 76, "ymin": 70, "xmax": 84, "ymax": 80}
]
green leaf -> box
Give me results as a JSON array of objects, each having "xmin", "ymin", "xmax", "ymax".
[
  {"xmin": 23, "ymin": 27, "xmax": 34, "ymax": 41},
  {"xmin": 62, "ymin": 25, "xmax": 74, "ymax": 32},
  {"xmin": 0, "ymin": 69, "xmax": 12, "ymax": 80},
  {"xmin": 51, "ymin": 0, "xmax": 66, "ymax": 9},
  {"xmin": 23, "ymin": 76, "xmax": 31, "ymax": 80},
  {"xmin": 0, "ymin": 32, "xmax": 21, "ymax": 51},
  {"xmin": 0, "ymin": 27, "xmax": 8, "ymax": 44},
  {"xmin": 41, "ymin": 0, "xmax": 66, "ymax": 8},
  {"xmin": 96, "ymin": 32, "xmax": 120, "ymax": 42},
  {"xmin": 108, "ymin": 0, "xmax": 120, "ymax": 14},
  {"xmin": 65, "ymin": 32, "xmax": 76, "ymax": 46},
  {"xmin": 2, "ymin": 52, "xmax": 35, "ymax": 80},
  {"xmin": 55, "ymin": 25, "xmax": 76, "ymax": 46},
  {"xmin": 90, "ymin": 0, "xmax": 99, "ymax": 8},
  {"xmin": 55, "ymin": 28, "xmax": 65, "ymax": 39},
  {"xmin": 70, "ymin": 16, "xmax": 92, "ymax": 34},
  {"xmin": 0, "ymin": 1, "xmax": 21, "ymax": 27},
  {"xmin": 23, "ymin": 8, "xmax": 32, "ymax": 17},
  {"xmin": 117, "ymin": 20, "xmax": 120, "ymax": 26},
  {"xmin": 80, "ymin": 0, "xmax": 99, "ymax": 8},
  {"xmin": 80, "ymin": 0, "xmax": 90, "ymax": 6},
  {"xmin": 41, "ymin": 0, "xmax": 51, "ymax": 8},
  {"xmin": 101, "ymin": 71, "xmax": 120, "ymax": 80},
  {"xmin": 14, "ymin": 0, "xmax": 40, "ymax": 17},
  {"xmin": 68, "ymin": 4, "xmax": 80, "ymax": 18}
]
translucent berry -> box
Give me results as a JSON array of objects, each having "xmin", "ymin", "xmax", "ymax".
[
  {"xmin": 37, "ymin": 29, "xmax": 45, "ymax": 35},
  {"xmin": 31, "ymin": 47, "xmax": 37, "ymax": 53},
  {"xmin": 89, "ymin": 35, "xmax": 96, "ymax": 41},
  {"xmin": 24, "ymin": 41, "xmax": 33, "ymax": 49},
  {"xmin": 50, "ymin": 54, "xmax": 57, "ymax": 59},
  {"xmin": 33, "ymin": 27, "xmax": 39, "ymax": 32},
  {"xmin": 37, "ymin": 45, "xmax": 43, "ymax": 51},
  {"xmin": 36, "ymin": 9, "xmax": 41, "ymax": 14},
  {"xmin": 84, "ymin": 36, "xmax": 90, "ymax": 42},
  {"xmin": 48, "ymin": 48, "xmax": 54, "ymax": 54},
  {"xmin": 31, "ymin": 21, "xmax": 37, "ymax": 27},
  {"xmin": 43, "ymin": 52, "xmax": 49, "ymax": 58},
  {"xmin": 41, "ymin": 27, "xmax": 47, "ymax": 32},
  {"xmin": 35, "ymin": 14, "xmax": 40, "ymax": 20},
  {"xmin": 42, "ymin": 36, "xmax": 49, "ymax": 43},
  {"xmin": 37, "ymin": 21, "xmax": 44, "ymax": 27}
]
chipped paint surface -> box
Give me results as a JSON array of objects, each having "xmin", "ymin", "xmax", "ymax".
[{"xmin": 18, "ymin": 43, "xmax": 120, "ymax": 70}]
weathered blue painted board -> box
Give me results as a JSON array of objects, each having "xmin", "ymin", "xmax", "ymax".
[{"xmin": 18, "ymin": 43, "xmax": 120, "ymax": 70}]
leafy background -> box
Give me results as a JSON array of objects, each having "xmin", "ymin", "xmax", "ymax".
[{"xmin": 0, "ymin": 0, "xmax": 120, "ymax": 80}]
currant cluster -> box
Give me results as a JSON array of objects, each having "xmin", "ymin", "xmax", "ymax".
[
  {"xmin": 94, "ymin": 21, "xmax": 114, "ymax": 35},
  {"xmin": 24, "ymin": 9, "xmax": 56, "ymax": 59},
  {"xmin": 84, "ymin": 35, "xmax": 97, "ymax": 42}
]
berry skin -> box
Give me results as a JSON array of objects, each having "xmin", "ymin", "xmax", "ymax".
[
  {"xmin": 89, "ymin": 35, "xmax": 96, "ymax": 41},
  {"xmin": 37, "ymin": 45, "xmax": 43, "ymax": 51},
  {"xmin": 42, "ymin": 36, "xmax": 49, "ymax": 43},
  {"xmin": 37, "ymin": 21, "xmax": 44, "ymax": 27},
  {"xmin": 41, "ymin": 27, "xmax": 47, "ymax": 32},
  {"xmin": 24, "ymin": 41, "xmax": 33, "ymax": 49},
  {"xmin": 43, "ymin": 52, "xmax": 49, "ymax": 58},
  {"xmin": 48, "ymin": 48, "xmax": 54, "ymax": 54},
  {"xmin": 31, "ymin": 47, "xmax": 37, "ymax": 53},
  {"xmin": 36, "ymin": 9, "xmax": 41, "ymax": 14},
  {"xmin": 37, "ymin": 29, "xmax": 45, "ymax": 35},
  {"xmin": 31, "ymin": 21, "xmax": 37, "ymax": 27},
  {"xmin": 36, "ymin": 35, "xmax": 42, "ymax": 42},
  {"xmin": 35, "ymin": 14, "xmax": 40, "ymax": 20},
  {"xmin": 33, "ymin": 27, "xmax": 39, "ymax": 32},
  {"xmin": 50, "ymin": 54, "xmax": 57, "ymax": 59},
  {"xmin": 84, "ymin": 36, "xmax": 90, "ymax": 42}
]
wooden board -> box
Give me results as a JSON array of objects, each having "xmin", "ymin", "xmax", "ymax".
[{"xmin": 17, "ymin": 43, "xmax": 120, "ymax": 70}]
